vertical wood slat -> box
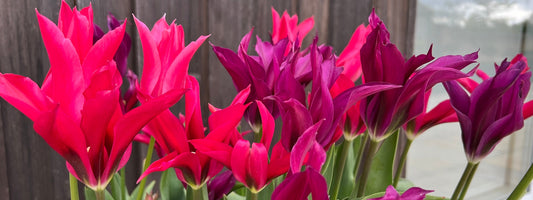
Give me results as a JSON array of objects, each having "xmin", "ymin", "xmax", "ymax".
[
  {"xmin": 0, "ymin": 0, "xmax": 417, "ymax": 198},
  {"xmin": 0, "ymin": 0, "xmax": 74, "ymax": 199}
]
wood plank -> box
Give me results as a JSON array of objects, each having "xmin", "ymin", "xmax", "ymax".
[
  {"xmin": 0, "ymin": 0, "xmax": 74, "ymax": 199},
  {"xmin": 297, "ymin": 0, "xmax": 329, "ymax": 46},
  {"xmin": 328, "ymin": 0, "xmax": 373, "ymax": 53}
]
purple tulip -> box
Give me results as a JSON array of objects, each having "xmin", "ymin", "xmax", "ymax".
[
  {"xmin": 271, "ymin": 168, "xmax": 328, "ymax": 200},
  {"xmin": 368, "ymin": 186, "xmax": 433, "ymax": 200},
  {"xmin": 207, "ymin": 171, "xmax": 236, "ymax": 200},
  {"xmin": 211, "ymin": 29, "xmax": 310, "ymax": 129},
  {"xmin": 444, "ymin": 59, "xmax": 531, "ymax": 163},
  {"xmin": 360, "ymin": 10, "xmax": 478, "ymax": 141}
]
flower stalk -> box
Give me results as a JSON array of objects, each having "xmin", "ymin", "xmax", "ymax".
[
  {"xmin": 329, "ymin": 138, "xmax": 353, "ymax": 200},
  {"xmin": 393, "ymin": 138, "xmax": 413, "ymax": 187},
  {"xmin": 69, "ymin": 173, "xmax": 79, "ymax": 200},
  {"xmin": 451, "ymin": 162, "xmax": 478, "ymax": 200},
  {"xmin": 136, "ymin": 136, "xmax": 156, "ymax": 200},
  {"xmin": 356, "ymin": 139, "xmax": 381, "ymax": 197},
  {"xmin": 246, "ymin": 189, "xmax": 259, "ymax": 200},
  {"xmin": 508, "ymin": 162, "xmax": 533, "ymax": 200},
  {"xmin": 187, "ymin": 184, "xmax": 208, "ymax": 200}
]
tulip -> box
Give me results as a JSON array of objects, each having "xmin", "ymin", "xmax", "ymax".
[
  {"xmin": 0, "ymin": 1, "xmax": 185, "ymax": 193},
  {"xmin": 359, "ymin": 10, "xmax": 478, "ymax": 142},
  {"xmin": 271, "ymin": 7, "xmax": 314, "ymax": 45},
  {"xmin": 191, "ymin": 101, "xmax": 290, "ymax": 195},
  {"xmin": 368, "ymin": 186, "xmax": 433, "ymax": 200},
  {"xmin": 212, "ymin": 29, "xmax": 310, "ymax": 130},
  {"xmin": 271, "ymin": 168, "xmax": 328, "ymax": 200},
  {"xmin": 445, "ymin": 58, "xmax": 530, "ymax": 200},
  {"xmin": 207, "ymin": 171, "xmax": 236, "ymax": 200}
]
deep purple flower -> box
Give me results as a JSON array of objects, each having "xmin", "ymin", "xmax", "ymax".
[
  {"xmin": 368, "ymin": 186, "xmax": 433, "ymax": 200},
  {"xmin": 279, "ymin": 38, "xmax": 400, "ymax": 151},
  {"xmin": 207, "ymin": 171, "xmax": 236, "ymax": 200},
  {"xmin": 444, "ymin": 59, "xmax": 531, "ymax": 163},
  {"xmin": 271, "ymin": 168, "xmax": 328, "ymax": 200},
  {"xmin": 211, "ymin": 29, "xmax": 310, "ymax": 130},
  {"xmin": 359, "ymin": 10, "xmax": 478, "ymax": 141}
]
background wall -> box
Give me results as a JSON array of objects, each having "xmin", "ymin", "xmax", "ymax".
[{"xmin": 0, "ymin": 0, "xmax": 416, "ymax": 198}]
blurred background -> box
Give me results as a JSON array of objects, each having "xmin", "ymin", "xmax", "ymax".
[{"xmin": 407, "ymin": 0, "xmax": 533, "ymax": 199}]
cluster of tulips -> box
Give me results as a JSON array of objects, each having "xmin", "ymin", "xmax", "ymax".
[{"xmin": 2, "ymin": 1, "xmax": 533, "ymax": 200}]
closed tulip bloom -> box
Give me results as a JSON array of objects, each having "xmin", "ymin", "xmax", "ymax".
[{"xmin": 444, "ymin": 59, "xmax": 531, "ymax": 163}]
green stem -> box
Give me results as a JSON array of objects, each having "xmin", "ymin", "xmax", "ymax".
[
  {"xmin": 95, "ymin": 189, "xmax": 105, "ymax": 200},
  {"xmin": 329, "ymin": 139, "xmax": 353, "ymax": 200},
  {"xmin": 393, "ymin": 138, "xmax": 413, "ymax": 187},
  {"xmin": 246, "ymin": 189, "xmax": 258, "ymax": 200},
  {"xmin": 458, "ymin": 163, "xmax": 479, "ymax": 200},
  {"xmin": 69, "ymin": 173, "xmax": 79, "ymax": 200},
  {"xmin": 356, "ymin": 139, "xmax": 380, "ymax": 197},
  {"xmin": 120, "ymin": 168, "xmax": 126, "ymax": 200},
  {"xmin": 187, "ymin": 184, "xmax": 208, "ymax": 200},
  {"xmin": 136, "ymin": 136, "xmax": 156, "ymax": 200},
  {"xmin": 351, "ymin": 133, "xmax": 368, "ymax": 197},
  {"xmin": 508, "ymin": 162, "xmax": 533, "ymax": 200},
  {"xmin": 451, "ymin": 162, "xmax": 476, "ymax": 200}
]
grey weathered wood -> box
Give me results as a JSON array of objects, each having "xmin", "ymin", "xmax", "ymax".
[
  {"xmin": 0, "ymin": 0, "xmax": 74, "ymax": 199},
  {"xmin": 298, "ymin": 0, "xmax": 329, "ymax": 46},
  {"xmin": 328, "ymin": 0, "xmax": 373, "ymax": 55}
]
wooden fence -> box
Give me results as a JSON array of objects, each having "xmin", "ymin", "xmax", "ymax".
[{"xmin": 0, "ymin": 0, "xmax": 416, "ymax": 198}]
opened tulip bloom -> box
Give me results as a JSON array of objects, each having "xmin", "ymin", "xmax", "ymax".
[
  {"xmin": 360, "ymin": 10, "xmax": 478, "ymax": 141},
  {"xmin": 271, "ymin": 7, "xmax": 314, "ymax": 45},
  {"xmin": 0, "ymin": 1, "xmax": 184, "ymax": 191}
]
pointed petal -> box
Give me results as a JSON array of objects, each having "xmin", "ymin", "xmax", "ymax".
[
  {"xmin": 104, "ymin": 88, "xmax": 187, "ymax": 179},
  {"xmin": 256, "ymin": 101, "xmax": 275, "ymax": 149},
  {"xmin": 134, "ymin": 15, "xmax": 162, "ymax": 94},
  {"xmin": 36, "ymin": 10, "xmax": 85, "ymax": 121},
  {"xmin": 162, "ymin": 35, "xmax": 209, "ymax": 93},
  {"xmin": 0, "ymin": 74, "xmax": 52, "ymax": 120},
  {"xmin": 83, "ymin": 20, "xmax": 126, "ymax": 81},
  {"xmin": 290, "ymin": 121, "xmax": 323, "ymax": 173}
]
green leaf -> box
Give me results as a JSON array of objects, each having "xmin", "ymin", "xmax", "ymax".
[
  {"xmin": 395, "ymin": 178, "xmax": 415, "ymax": 192},
  {"xmin": 109, "ymin": 173, "xmax": 123, "ymax": 200},
  {"xmin": 338, "ymin": 139, "xmax": 357, "ymax": 199},
  {"xmin": 129, "ymin": 181, "xmax": 155, "ymax": 200},
  {"xmin": 84, "ymin": 187, "xmax": 115, "ymax": 200},
  {"xmin": 364, "ymin": 131, "xmax": 398, "ymax": 196},
  {"xmin": 160, "ymin": 169, "xmax": 186, "ymax": 200},
  {"xmin": 322, "ymin": 144, "xmax": 336, "ymax": 186},
  {"xmin": 224, "ymin": 192, "xmax": 246, "ymax": 200}
]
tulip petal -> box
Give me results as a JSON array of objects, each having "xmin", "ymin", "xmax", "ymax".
[
  {"xmin": 0, "ymin": 74, "xmax": 52, "ymax": 120},
  {"xmin": 134, "ymin": 15, "xmax": 162, "ymax": 94}
]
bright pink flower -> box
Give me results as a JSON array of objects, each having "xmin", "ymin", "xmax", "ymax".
[
  {"xmin": 271, "ymin": 7, "xmax": 314, "ymax": 45},
  {"xmin": 191, "ymin": 101, "xmax": 290, "ymax": 192},
  {"xmin": 403, "ymin": 89, "xmax": 458, "ymax": 139},
  {"xmin": 136, "ymin": 76, "xmax": 247, "ymax": 188},
  {"xmin": 134, "ymin": 15, "xmax": 209, "ymax": 97},
  {"xmin": 0, "ymin": 1, "xmax": 184, "ymax": 190},
  {"xmin": 336, "ymin": 24, "xmax": 372, "ymax": 82},
  {"xmin": 369, "ymin": 186, "xmax": 433, "ymax": 200}
]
